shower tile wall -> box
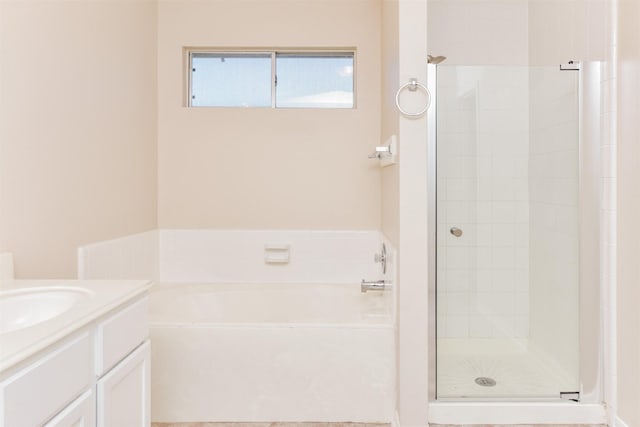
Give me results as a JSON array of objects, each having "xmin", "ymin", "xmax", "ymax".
[{"xmin": 437, "ymin": 66, "xmax": 530, "ymax": 339}]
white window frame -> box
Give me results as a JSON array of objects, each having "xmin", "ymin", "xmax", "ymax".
[{"xmin": 185, "ymin": 48, "xmax": 356, "ymax": 109}]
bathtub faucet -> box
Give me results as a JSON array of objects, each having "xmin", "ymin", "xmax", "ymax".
[{"xmin": 360, "ymin": 279, "xmax": 388, "ymax": 293}]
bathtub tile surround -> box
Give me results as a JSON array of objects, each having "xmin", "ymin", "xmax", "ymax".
[
  {"xmin": 0, "ymin": 252, "xmax": 14, "ymax": 279},
  {"xmin": 78, "ymin": 230, "xmax": 159, "ymax": 281},
  {"xmin": 79, "ymin": 229, "xmax": 395, "ymax": 285},
  {"xmin": 159, "ymin": 230, "xmax": 384, "ymax": 284}
]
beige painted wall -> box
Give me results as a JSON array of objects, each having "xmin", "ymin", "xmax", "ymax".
[
  {"xmin": 381, "ymin": 0, "xmax": 400, "ymax": 246},
  {"xmin": 0, "ymin": 0, "xmax": 382, "ymax": 275},
  {"xmin": 157, "ymin": 0, "xmax": 382, "ymax": 230},
  {"xmin": 616, "ymin": 0, "xmax": 640, "ymax": 423},
  {"xmin": 0, "ymin": 0, "xmax": 158, "ymax": 278}
]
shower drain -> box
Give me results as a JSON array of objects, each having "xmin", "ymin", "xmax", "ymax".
[{"xmin": 474, "ymin": 377, "xmax": 497, "ymax": 387}]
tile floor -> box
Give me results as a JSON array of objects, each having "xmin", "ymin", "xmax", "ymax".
[
  {"xmin": 432, "ymin": 425, "xmax": 606, "ymax": 427},
  {"xmin": 151, "ymin": 424, "xmax": 388, "ymax": 427},
  {"xmin": 151, "ymin": 423, "xmax": 607, "ymax": 427}
]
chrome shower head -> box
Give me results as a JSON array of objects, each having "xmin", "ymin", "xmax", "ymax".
[{"xmin": 427, "ymin": 55, "xmax": 447, "ymax": 64}]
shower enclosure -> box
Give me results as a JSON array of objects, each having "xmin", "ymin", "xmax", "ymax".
[{"xmin": 431, "ymin": 63, "xmax": 587, "ymax": 400}]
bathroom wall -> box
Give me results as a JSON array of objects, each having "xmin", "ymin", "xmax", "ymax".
[
  {"xmin": 0, "ymin": 0, "xmax": 158, "ymax": 278},
  {"xmin": 427, "ymin": 0, "xmax": 529, "ymax": 66},
  {"xmin": 528, "ymin": 0, "xmax": 608, "ymax": 65},
  {"xmin": 381, "ymin": 0, "xmax": 400, "ymax": 246},
  {"xmin": 428, "ymin": 0, "xmax": 607, "ymax": 67},
  {"xmin": 616, "ymin": 0, "xmax": 640, "ymax": 424},
  {"xmin": 379, "ymin": 2, "xmax": 401, "ymax": 420},
  {"xmin": 157, "ymin": 0, "xmax": 382, "ymax": 231}
]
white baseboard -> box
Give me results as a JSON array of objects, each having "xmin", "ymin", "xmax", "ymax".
[
  {"xmin": 615, "ymin": 414, "xmax": 631, "ymax": 427},
  {"xmin": 391, "ymin": 410, "xmax": 401, "ymax": 427}
]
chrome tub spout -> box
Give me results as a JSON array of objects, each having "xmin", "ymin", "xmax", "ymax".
[{"xmin": 361, "ymin": 279, "xmax": 388, "ymax": 293}]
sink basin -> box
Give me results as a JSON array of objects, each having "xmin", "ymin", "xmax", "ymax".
[{"xmin": 0, "ymin": 287, "xmax": 93, "ymax": 334}]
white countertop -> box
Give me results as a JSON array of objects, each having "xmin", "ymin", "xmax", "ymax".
[{"xmin": 0, "ymin": 279, "xmax": 152, "ymax": 375}]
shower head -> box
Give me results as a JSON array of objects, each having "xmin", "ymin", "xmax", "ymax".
[{"xmin": 427, "ymin": 55, "xmax": 447, "ymax": 64}]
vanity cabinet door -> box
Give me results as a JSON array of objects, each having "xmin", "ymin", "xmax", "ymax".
[
  {"xmin": 96, "ymin": 340, "xmax": 150, "ymax": 427},
  {"xmin": 44, "ymin": 389, "xmax": 95, "ymax": 427},
  {"xmin": 0, "ymin": 332, "xmax": 93, "ymax": 427}
]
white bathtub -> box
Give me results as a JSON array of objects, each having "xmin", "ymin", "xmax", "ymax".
[{"xmin": 149, "ymin": 282, "xmax": 394, "ymax": 423}]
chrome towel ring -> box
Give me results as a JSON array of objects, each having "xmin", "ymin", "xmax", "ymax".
[{"xmin": 395, "ymin": 78, "xmax": 431, "ymax": 118}]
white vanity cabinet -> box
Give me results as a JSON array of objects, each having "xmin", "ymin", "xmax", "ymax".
[
  {"xmin": 0, "ymin": 292, "xmax": 150, "ymax": 427},
  {"xmin": 95, "ymin": 297, "xmax": 150, "ymax": 427}
]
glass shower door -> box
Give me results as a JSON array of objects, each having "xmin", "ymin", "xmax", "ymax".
[{"xmin": 435, "ymin": 65, "xmax": 580, "ymax": 398}]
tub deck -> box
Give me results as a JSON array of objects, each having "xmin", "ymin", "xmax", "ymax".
[{"xmin": 150, "ymin": 282, "xmax": 392, "ymax": 325}]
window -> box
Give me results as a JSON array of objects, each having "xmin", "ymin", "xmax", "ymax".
[
  {"xmin": 190, "ymin": 53, "xmax": 272, "ymax": 107},
  {"xmin": 188, "ymin": 50, "xmax": 355, "ymax": 109}
]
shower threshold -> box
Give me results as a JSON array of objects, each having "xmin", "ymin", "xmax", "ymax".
[{"xmin": 428, "ymin": 401, "xmax": 606, "ymax": 425}]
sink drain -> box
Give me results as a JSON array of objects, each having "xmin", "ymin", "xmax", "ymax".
[{"xmin": 475, "ymin": 377, "xmax": 496, "ymax": 387}]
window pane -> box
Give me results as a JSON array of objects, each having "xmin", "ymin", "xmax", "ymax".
[
  {"xmin": 275, "ymin": 54, "xmax": 354, "ymax": 108},
  {"xmin": 191, "ymin": 53, "xmax": 271, "ymax": 107}
]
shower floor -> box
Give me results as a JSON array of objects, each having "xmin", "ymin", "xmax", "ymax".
[{"xmin": 437, "ymin": 338, "xmax": 577, "ymax": 398}]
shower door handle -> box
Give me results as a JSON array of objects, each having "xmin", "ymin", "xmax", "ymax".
[{"xmin": 450, "ymin": 227, "xmax": 463, "ymax": 237}]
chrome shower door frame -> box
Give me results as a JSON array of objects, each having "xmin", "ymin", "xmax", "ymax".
[{"xmin": 426, "ymin": 62, "xmax": 604, "ymax": 408}]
